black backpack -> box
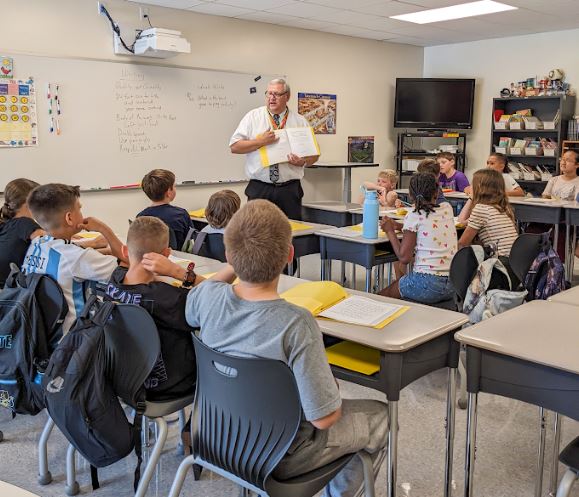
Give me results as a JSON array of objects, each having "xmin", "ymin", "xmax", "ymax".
[
  {"xmin": 0, "ymin": 266, "xmax": 67, "ymax": 416},
  {"xmin": 524, "ymin": 238, "xmax": 569, "ymax": 300},
  {"xmin": 43, "ymin": 296, "xmax": 157, "ymax": 490}
]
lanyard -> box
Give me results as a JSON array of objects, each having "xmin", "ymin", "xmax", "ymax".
[{"xmin": 267, "ymin": 109, "xmax": 288, "ymax": 130}]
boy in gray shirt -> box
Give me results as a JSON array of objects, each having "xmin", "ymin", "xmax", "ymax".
[{"xmin": 186, "ymin": 199, "xmax": 388, "ymax": 497}]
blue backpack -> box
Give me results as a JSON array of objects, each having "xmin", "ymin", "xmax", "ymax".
[{"xmin": 524, "ymin": 242, "xmax": 569, "ymax": 300}]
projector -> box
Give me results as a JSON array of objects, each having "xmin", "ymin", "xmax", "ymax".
[{"xmin": 132, "ymin": 28, "xmax": 191, "ymax": 58}]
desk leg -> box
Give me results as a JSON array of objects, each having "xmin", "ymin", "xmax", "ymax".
[
  {"xmin": 343, "ymin": 168, "xmax": 352, "ymax": 204},
  {"xmin": 565, "ymin": 224, "xmax": 572, "ymax": 282},
  {"xmin": 535, "ymin": 407, "xmax": 547, "ymax": 497},
  {"xmin": 351, "ymin": 264, "xmax": 357, "ymax": 290},
  {"xmin": 445, "ymin": 368, "xmax": 457, "ymax": 497},
  {"xmin": 287, "ymin": 261, "xmax": 294, "ymax": 277},
  {"xmin": 554, "ymin": 224, "xmax": 559, "ymax": 254},
  {"xmin": 549, "ymin": 413, "xmax": 562, "ymax": 497},
  {"xmin": 464, "ymin": 392, "xmax": 478, "ymax": 497},
  {"xmin": 388, "ymin": 401, "xmax": 399, "ymax": 497},
  {"xmin": 366, "ymin": 268, "xmax": 372, "ymax": 293},
  {"xmin": 341, "ymin": 261, "xmax": 347, "ymax": 286}
]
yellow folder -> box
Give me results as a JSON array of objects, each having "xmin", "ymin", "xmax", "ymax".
[
  {"xmin": 189, "ymin": 208, "xmax": 206, "ymax": 218},
  {"xmin": 281, "ymin": 281, "xmax": 348, "ymax": 316},
  {"xmin": 326, "ymin": 341, "xmax": 380, "ymax": 375},
  {"xmin": 289, "ymin": 221, "xmax": 313, "ymax": 232}
]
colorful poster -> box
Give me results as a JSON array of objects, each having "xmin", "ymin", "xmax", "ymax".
[
  {"xmin": 0, "ymin": 57, "xmax": 13, "ymax": 79},
  {"xmin": 0, "ymin": 78, "xmax": 38, "ymax": 147},
  {"xmin": 348, "ymin": 136, "xmax": 375, "ymax": 163},
  {"xmin": 297, "ymin": 92, "xmax": 336, "ymax": 134}
]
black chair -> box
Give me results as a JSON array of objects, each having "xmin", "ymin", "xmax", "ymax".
[
  {"xmin": 556, "ymin": 437, "xmax": 579, "ymax": 497},
  {"xmin": 509, "ymin": 232, "xmax": 549, "ymax": 290},
  {"xmin": 64, "ymin": 303, "xmax": 195, "ymax": 497},
  {"xmin": 182, "ymin": 229, "xmax": 227, "ymax": 262},
  {"xmin": 168, "ymin": 335, "xmax": 375, "ymax": 497}
]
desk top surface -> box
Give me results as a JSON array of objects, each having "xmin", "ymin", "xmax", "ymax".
[
  {"xmin": 315, "ymin": 226, "xmax": 391, "ymax": 244},
  {"xmin": 278, "ymin": 275, "xmax": 467, "ymax": 352},
  {"xmin": 455, "ymin": 300, "xmax": 579, "ymax": 375},
  {"xmin": 510, "ymin": 197, "xmax": 569, "ymax": 208},
  {"xmin": 549, "ymin": 286, "xmax": 579, "ymax": 306},
  {"xmin": 303, "ymin": 201, "xmax": 360, "ymax": 212},
  {"xmin": 310, "ymin": 162, "xmax": 379, "ymax": 169},
  {"xmin": 170, "ymin": 251, "xmax": 220, "ymax": 268},
  {"xmin": 291, "ymin": 220, "xmax": 334, "ymax": 237}
]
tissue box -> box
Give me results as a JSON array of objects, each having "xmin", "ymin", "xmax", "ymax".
[
  {"xmin": 510, "ymin": 147, "xmax": 524, "ymax": 155},
  {"xmin": 510, "ymin": 121, "xmax": 525, "ymax": 130},
  {"xmin": 543, "ymin": 148, "xmax": 556, "ymax": 157},
  {"xmin": 525, "ymin": 147, "xmax": 543, "ymax": 156}
]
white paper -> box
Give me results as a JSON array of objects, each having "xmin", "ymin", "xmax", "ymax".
[
  {"xmin": 261, "ymin": 129, "xmax": 292, "ymax": 166},
  {"xmin": 286, "ymin": 127, "xmax": 318, "ymax": 157},
  {"xmin": 320, "ymin": 295, "xmax": 404, "ymax": 327}
]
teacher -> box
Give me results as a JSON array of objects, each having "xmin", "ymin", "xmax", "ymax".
[{"xmin": 229, "ymin": 78, "xmax": 319, "ymax": 220}]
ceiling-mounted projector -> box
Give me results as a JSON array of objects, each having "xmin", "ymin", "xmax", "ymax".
[{"xmin": 131, "ymin": 28, "xmax": 191, "ymax": 58}]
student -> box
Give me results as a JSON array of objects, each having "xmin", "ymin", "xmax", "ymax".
[
  {"xmin": 104, "ymin": 216, "xmax": 234, "ymax": 401},
  {"xmin": 463, "ymin": 153, "xmax": 524, "ymax": 197},
  {"xmin": 417, "ymin": 158, "xmax": 447, "ymax": 204},
  {"xmin": 437, "ymin": 152, "xmax": 469, "ymax": 192},
  {"xmin": 458, "ymin": 169, "xmax": 518, "ymax": 257},
  {"xmin": 137, "ymin": 169, "xmax": 192, "ymax": 250},
  {"xmin": 201, "ymin": 189, "xmax": 241, "ymax": 234},
  {"xmin": 542, "ymin": 149, "xmax": 579, "ymax": 200},
  {"xmin": 380, "ymin": 173, "xmax": 457, "ymax": 304},
  {"xmin": 185, "ymin": 199, "xmax": 388, "ymax": 497},
  {"xmin": 0, "ymin": 178, "xmax": 44, "ymax": 288},
  {"xmin": 359, "ymin": 169, "xmax": 398, "ymax": 207},
  {"xmin": 21, "ymin": 184, "xmax": 125, "ymax": 333}
]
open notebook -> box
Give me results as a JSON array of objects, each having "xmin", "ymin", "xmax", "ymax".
[{"xmin": 280, "ymin": 281, "xmax": 408, "ymax": 329}]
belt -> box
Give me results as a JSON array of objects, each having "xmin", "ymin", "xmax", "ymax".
[{"xmin": 252, "ymin": 179, "xmax": 300, "ymax": 188}]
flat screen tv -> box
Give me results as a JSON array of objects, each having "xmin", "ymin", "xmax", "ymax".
[{"xmin": 394, "ymin": 78, "xmax": 475, "ymax": 129}]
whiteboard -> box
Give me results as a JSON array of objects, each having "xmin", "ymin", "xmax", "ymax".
[{"xmin": 1, "ymin": 53, "xmax": 278, "ymax": 189}]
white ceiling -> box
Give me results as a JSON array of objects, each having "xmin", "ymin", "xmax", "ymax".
[{"xmin": 128, "ymin": 0, "xmax": 579, "ymax": 46}]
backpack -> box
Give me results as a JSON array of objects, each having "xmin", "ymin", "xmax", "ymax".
[
  {"xmin": 182, "ymin": 229, "xmax": 226, "ymax": 262},
  {"xmin": 0, "ymin": 266, "xmax": 67, "ymax": 416},
  {"xmin": 42, "ymin": 296, "xmax": 145, "ymax": 490},
  {"xmin": 524, "ymin": 238, "xmax": 569, "ymax": 300},
  {"xmin": 463, "ymin": 246, "xmax": 527, "ymax": 324}
]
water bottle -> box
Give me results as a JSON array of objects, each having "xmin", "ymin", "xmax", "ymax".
[{"xmin": 362, "ymin": 189, "xmax": 379, "ymax": 239}]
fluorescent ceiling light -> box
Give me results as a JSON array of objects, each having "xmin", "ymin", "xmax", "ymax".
[{"xmin": 390, "ymin": 0, "xmax": 517, "ymax": 24}]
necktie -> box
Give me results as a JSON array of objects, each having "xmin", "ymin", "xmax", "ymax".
[{"xmin": 269, "ymin": 113, "xmax": 280, "ymax": 183}]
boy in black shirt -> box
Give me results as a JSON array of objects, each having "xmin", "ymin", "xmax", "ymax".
[
  {"xmin": 105, "ymin": 216, "xmax": 234, "ymax": 400},
  {"xmin": 137, "ymin": 169, "xmax": 192, "ymax": 250}
]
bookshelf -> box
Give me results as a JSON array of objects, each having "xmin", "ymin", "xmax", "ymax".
[{"xmin": 491, "ymin": 95, "xmax": 575, "ymax": 196}]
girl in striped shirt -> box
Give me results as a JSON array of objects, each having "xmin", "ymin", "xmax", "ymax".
[{"xmin": 458, "ymin": 169, "xmax": 518, "ymax": 257}]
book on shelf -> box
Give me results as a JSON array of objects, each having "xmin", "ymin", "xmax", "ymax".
[{"xmin": 348, "ymin": 136, "xmax": 375, "ymax": 163}]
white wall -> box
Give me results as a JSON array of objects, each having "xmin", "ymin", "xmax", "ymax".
[
  {"xmin": 424, "ymin": 28, "xmax": 579, "ymax": 178},
  {"xmin": 2, "ymin": 0, "xmax": 423, "ymax": 235}
]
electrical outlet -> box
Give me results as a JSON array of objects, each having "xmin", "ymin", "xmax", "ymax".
[{"xmin": 139, "ymin": 7, "xmax": 149, "ymax": 21}]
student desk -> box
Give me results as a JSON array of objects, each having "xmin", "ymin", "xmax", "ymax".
[
  {"xmin": 396, "ymin": 189, "xmax": 469, "ymax": 215},
  {"xmin": 315, "ymin": 227, "xmax": 397, "ymax": 292},
  {"xmin": 308, "ymin": 162, "xmax": 378, "ymax": 203},
  {"xmin": 455, "ymin": 301, "xmax": 579, "ymax": 497},
  {"xmin": 549, "ymin": 285, "xmax": 579, "ymax": 305},
  {"xmin": 277, "ymin": 275, "xmax": 468, "ymax": 497},
  {"xmin": 510, "ymin": 198, "xmax": 567, "ymax": 252},
  {"xmin": 169, "ymin": 252, "xmax": 221, "ymax": 269},
  {"xmin": 564, "ymin": 201, "xmax": 579, "ymax": 281},
  {"xmin": 302, "ymin": 201, "xmax": 358, "ymax": 227}
]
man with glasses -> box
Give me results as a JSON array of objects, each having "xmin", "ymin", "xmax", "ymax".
[{"xmin": 229, "ymin": 78, "xmax": 319, "ymax": 219}]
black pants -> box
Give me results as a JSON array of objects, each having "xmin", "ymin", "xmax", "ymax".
[{"xmin": 245, "ymin": 179, "xmax": 304, "ymax": 220}]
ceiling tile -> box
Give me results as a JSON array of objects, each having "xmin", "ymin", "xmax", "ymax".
[
  {"xmin": 265, "ymin": 2, "xmax": 342, "ymax": 18},
  {"xmin": 353, "ymin": 0, "xmax": 425, "ymax": 16},
  {"xmin": 310, "ymin": 10, "xmax": 379, "ymax": 25},
  {"xmin": 280, "ymin": 18, "xmax": 334, "ymax": 30},
  {"xmin": 481, "ymin": 9, "xmax": 559, "ymax": 26},
  {"xmin": 398, "ymin": 0, "xmax": 475, "ymax": 6},
  {"xmin": 303, "ymin": 0, "xmax": 383, "ymax": 8},
  {"xmin": 187, "ymin": 2, "xmax": 255, "ymax": 16},
  {"xmin": 387, "ymin": 35, "xmax": 432, "ymax": 46},
  {"xmin": 503, "ymin": 0, "xmax": 579, "ymax": 14},
  {"xmin": 215, "ymin": 0, "xmax": 291, "ymax": 9},
  {"xmin": 128, "ymin": 0, "xmax": 204, "ymax": 8},
  {"xmin": 234, "ymin": 11, "xmax": 298, "ymax": 24}
]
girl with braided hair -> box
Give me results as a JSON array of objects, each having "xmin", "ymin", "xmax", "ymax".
[
  {"xmin": 379, "ymin": 172, "xmax": 457, "ymax": 304},
  {"xmin": 0, "ymin": 178, "xmax": 44, "ymax": 287}
]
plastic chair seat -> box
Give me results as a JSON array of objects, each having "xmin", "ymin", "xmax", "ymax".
[
  {"xmin": 144, "ymin": 394, "xmax": 195, "ymax": 418},
  {"xmin": 560, "ymin": 437, "xmax": 579, "ymax": 473},
  {"xmin": 265, "ymin": 454, "xmax": 354, "ymax": 497}
]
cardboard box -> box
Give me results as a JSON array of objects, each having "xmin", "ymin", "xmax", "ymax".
[
  {"xmin": 510, "ymin": 121, "xmax": 525, "ymax": 130},
  {"xmin": 540, "ymin": 172, "xmax": 553, "ymax": 181},
  {"xmin": 543, "ymin": 148, "xmax": 556, "ymax": 157},
  {"xmin": 524, "ymin": 147, "xmax": 543, "ymax": 156},
  {"xmin": 494, "ymin": 146, "xmax": 508, "ymax": 154},
  {"xmin": 494, "ymin": 121, "xmax": 509, "ymax": 130},
  {"xmin": 525, "ymin": 121, "xmax": 543, "ymax": 130},
  {"xmin": 510, "ymin": 147, "xmax": 524, "ymax": 155}
]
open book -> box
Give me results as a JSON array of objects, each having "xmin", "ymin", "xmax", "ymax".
[
  {"xmin": 259, "ymin": 127, "xmax": 320, "ymax": 167},
  {"xmin": 280, "ymin": 281, "xmax": 408, "ymax": 329}
]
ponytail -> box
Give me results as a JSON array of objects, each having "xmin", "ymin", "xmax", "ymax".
[{"xmin": 410, "ymin": 173, "xmax": 437, "ymax": 218}]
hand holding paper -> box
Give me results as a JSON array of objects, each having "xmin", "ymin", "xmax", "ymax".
[{"xmin": 259, "ymin": 127, "xmax": 320, "ymax": 168}]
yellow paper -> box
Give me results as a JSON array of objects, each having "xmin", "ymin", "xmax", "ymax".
[
  {"xmin": 373, "ymin": 306, "xmax": 410, "ymax": 329},
  {"xmin": 189, "ymin": 208, "xmax": 206, "ymax": 218},
  {"xmin": 281, "ymin": 281, "xmax": 348, "ymax": 316},
  {"xmin": 289, "ymin": 221, "xmax": 313, "ymax": 232},
  {"xmin": 74, "ymin": 231, "xmax": 100, "ymax": 239},
  {"xmin": 326, "ymin": 341, "xmax": 380, "ymax": 375},
  {"xmin": 201, "ymin": 272, "xmax": 240, "ymax": 284}
]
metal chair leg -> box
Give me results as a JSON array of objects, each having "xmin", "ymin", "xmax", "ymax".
[
  {"xmin": 134, "ymin": 417, "xmax": 169, "ymax": 497},
  {"xmin": 65, "ymin": 444, "xmax": 80, "ymax": 496},
  {"xmin": 458, "ymin": 353, "xmax": 467, "ymax": 410},
  {"xmin": 168, "ymin": 454, "xmax": 196, "ymax": 497},
  {"xmin": 549, "ymin": 413, "xmax": 563, "ymax": 497},
  {"xmin": 358, "ymin": 450, "xmax": 376, "ymax": 497},
  {"xmin": 535, "ymin": 407, "xmax": 548, "ymax": 497},
  {"xmin": 38, "ymin": 415, "xmax": 55, "ymax": 485},
  {"xmin": 555, "ymin": 469, "xmax": 578, "ymax": 497},
  {"xmin": 177, "ymin": 408, "xmax": 187, "ymax": 456}
]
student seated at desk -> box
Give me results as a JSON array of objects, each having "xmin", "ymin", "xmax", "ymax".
[
  {"xmin": 458, "ymin": 169, "xmax": 518, "ymax": 258},
  {"xmin": 185, "ymin": 199, "xmax": 388, "ymax": 497},
  {"xmin": 359, "ymin": 169, "xmax": 398, "ymax": 207},
  {"xmin": 104, "ymin": 216, "xmax": 234, "ymax": 401},
  {"xmin": 380, "ymin": 173, "xmax": 457, "ymax": 304},
  {"xmin": 463, "ymin": 153, "xmax": 524, "ymax": 198},
  {"xmin": 0, "ymin": 178, "xmax": 44, "ymax": 288},
  {"xmin": 542, "ymin": 149, "xmax": 579, "ymax": 200},
  {"xmin": 201, "ymin": 189, "xmax": 240, "ymax": 234},
  {"xmin": 137, "ymin": 169, "xmax": 192, "ymax": 250},
  {"xmin": 21, "ymin": 184, "xmax": 126, "ymax": 333},
  {"xmin": 437, "ymin": 152, "xmax": 469, "ymax": 192}
]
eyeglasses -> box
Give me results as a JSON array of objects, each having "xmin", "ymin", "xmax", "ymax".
[{"xmin": 265, "ymin": 91, "xmax": 288, "ymax": 98}]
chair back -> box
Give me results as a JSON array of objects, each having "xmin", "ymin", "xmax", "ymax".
[
  {"xmin": 103, "ymin": 303, "xmax": 161, "ymax": 407},
  {"xmin": 191, "ymin": 334, "xmax": 301, "ymax": 491},
  {"xmin": 200, "ymin": 233, "xmax": 226, "ymax": 262},
  {"xmin": 509, "ymin": 233, "xmax": 549, "ymax": 284}
]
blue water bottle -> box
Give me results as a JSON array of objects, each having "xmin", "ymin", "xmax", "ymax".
[{"xmin": 362, "ymin": 189, "xmax": 379, "ymax": 239}]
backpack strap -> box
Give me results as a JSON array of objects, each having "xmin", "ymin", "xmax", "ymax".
[{"xmin": 191, "ymin": 231, "xmax": 207, "ymax": 256}]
